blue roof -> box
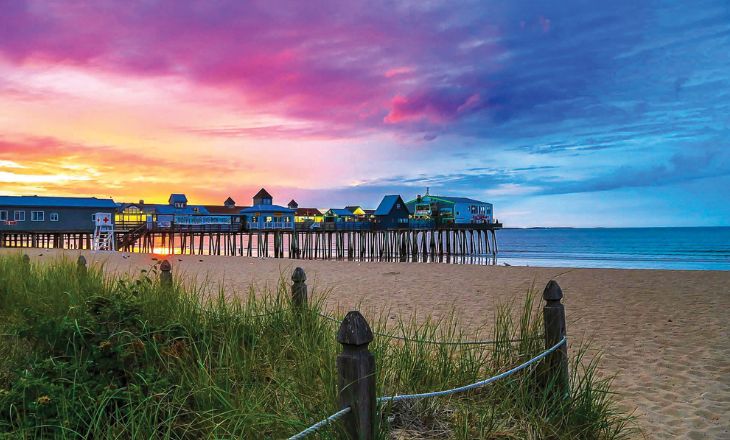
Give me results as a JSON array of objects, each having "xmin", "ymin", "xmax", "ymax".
[
  {"xmin": 154, "ymin": 204, "xmax": 210, "ymax": 215},
  {"xmin": 328, "ymin": 208, "xmax": 355, "ymax": 216},
  {"xmin": 374, "ymin": 195, "xmax": 406, "ymax": 216},
  {"xmin": 240, "ymin": 204, "xmax": 295, "ymax": 214},
  {"xmin": 168, "ymin": 193, "xmax": 188, "ymax": 204},
  {"xmin": 0, "ymin": 195, "xmax": 117, "ymax": 209},
  {"xmin": 410, "ymin": 195, "xmax": 491, "ymax": 205}
]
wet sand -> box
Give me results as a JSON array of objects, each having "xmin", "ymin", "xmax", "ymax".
[{"xmin": 7, "ymin": 249, "xmax": 730, "ymax": 439}]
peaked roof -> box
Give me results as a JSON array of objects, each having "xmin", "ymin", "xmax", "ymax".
[
  {"xmin": 169, "ymin": 194, "xmax": 188, "ymax": 204},
  {"xmin": 0, "ymin": 195, "xmax": 117, "ymax": 209},
  {"xmin": 374, "ymin": 195, "xmax": 407, "ymax": 216},
  {"xmin": 224, "ymin": 197, "xmax": 236, "ymax": 206},
  {"xmin": 253, "ymin": 188, "xmax": 272, "ymax": 200},
  {"xmin": 345, "ymin": 205, "xmax": 363, "ymax": 212}
]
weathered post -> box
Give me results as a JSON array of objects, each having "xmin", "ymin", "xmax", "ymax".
[
  {"xmin": 77, "ymin": 255, "xmax": 87, "ymax": 277},
  {"xmin": 291, "ymin": 267, "xmax": 308, "ymax": 309},
  {"xmin": 337, "ymin": 311, "xmax": 376, "ymax": 440},
  {"xmin": 542, "ymin": 280, "xmax": 569, "ymax": 397},
  {"xmin": 20, "ymin": 254, "xmax": 30, "ymax": 276},
  {"xmin": 160, "ymin": 260, "xmax": 172, "ymax": 288}
]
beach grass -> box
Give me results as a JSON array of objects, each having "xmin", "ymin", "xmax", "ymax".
[{"xmin": 0, "ymin": 254, "xmax": 634, "ymax": 439}]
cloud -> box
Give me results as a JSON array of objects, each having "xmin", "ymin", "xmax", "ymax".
[
  {"xmin": 0, "ymin": 135, "xmax": 253, "ymax": 201},
  {"xmin": 1, "ymin": 0, "xmax": 729, "ymax": 226}
]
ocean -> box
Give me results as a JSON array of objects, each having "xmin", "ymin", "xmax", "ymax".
[{"xmin": 495, "ymin": 227, "xmax": 730, "ymax": 271}]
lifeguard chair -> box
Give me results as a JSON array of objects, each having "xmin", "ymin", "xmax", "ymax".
[{"xmin": 92, "ymin": 212, "xmax": 115, "ymax": 251}]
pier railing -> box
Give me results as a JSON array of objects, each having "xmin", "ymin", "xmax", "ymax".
[{"xmin": 246, "ymin": 221, "xmax": 294, "ymax": 230}]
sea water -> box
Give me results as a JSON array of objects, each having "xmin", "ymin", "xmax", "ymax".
[{"xmin": 495, "ymin": 227, "xmax": 730, "ymax": 271}]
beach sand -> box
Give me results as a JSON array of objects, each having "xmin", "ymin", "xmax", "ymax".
[{"xmin": 6, "ymin": 249, "xmax": 730, "ymax": 439}]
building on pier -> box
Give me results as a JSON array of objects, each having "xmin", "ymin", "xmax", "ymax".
[
  {"xmin": 116, "ymin": 194, "xmax": 242, "ymax": 231},
  {"xmin": 373, "ymin": 195, "xmax": 410, "ymax": 229},
  {"xmin": 0, "ymin": 195, "xmax": 117, "ymax": 232},
  {"xmin": 406, "ymin": 194, "xmax": 494, "ymax": 225},
  {"xmin": 294, "ymin": 208, "xmax": 324, "ymax": 223},
  {"xmin": 116, "ymin": 200, "xmax": 148, "ymax": 228},
  {"xmin": 240, "ymin": 188, "xmax": 295, "ymax": 230},
  {"xmin": 324, "ymin": 208, "xmax": 357, "ymax": 223}
]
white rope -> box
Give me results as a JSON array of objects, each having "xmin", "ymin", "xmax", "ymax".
[
  {"xmin": 378, "ymin": 336, "xmax": 567, "ymax": 403},
  {"xmin": 287, "ymin": 406, "xmax": 351, "ymax": 440},
  {"xmin": 287, "ymin": 337, "xmax": 566, "ymax": 438}
]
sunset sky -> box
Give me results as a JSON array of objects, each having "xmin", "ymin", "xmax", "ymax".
[{"xmin": 1, "ymin": 0, "xmax": 729, "ymax": 227}]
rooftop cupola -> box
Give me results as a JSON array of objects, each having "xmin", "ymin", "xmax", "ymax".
[{"xmin": 253, "ymin": 188, "xmax": 273, "ymax": 206}]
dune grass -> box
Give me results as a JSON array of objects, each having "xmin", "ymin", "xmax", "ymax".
[{"xmin": 0, "ymin": 254, "xmax": 634, "ymax": 439}]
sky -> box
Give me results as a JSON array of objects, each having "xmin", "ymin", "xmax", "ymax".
[{"xmin": 0, "ymin": 0, "xmax": 729, "ymax": 227}]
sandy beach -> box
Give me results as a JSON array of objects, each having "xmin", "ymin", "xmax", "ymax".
[{"xmin": 6, "ymin": 249, "xmax": 729, "ymax": 439}]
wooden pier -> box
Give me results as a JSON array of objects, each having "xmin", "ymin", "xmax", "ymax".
[{"xmin": 0, "ymin": 224, "xmax": 501, "ymax": 264}]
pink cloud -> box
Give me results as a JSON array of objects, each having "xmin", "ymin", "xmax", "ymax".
[
  {"xmin": 0, "ymin": 1, "xmax": 502, "ymax": 135},
  {"xmin": 384, "ymin": 91, "xmax": 484, "ymax": 124},
  {"xmin": 384, "ymin": 66, "xmax": 413, "ymax": 78}
]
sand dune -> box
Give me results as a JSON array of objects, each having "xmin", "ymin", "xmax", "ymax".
[{"xmin": 7, "ymin": 249, "xmax": 730, "ymax": 439}]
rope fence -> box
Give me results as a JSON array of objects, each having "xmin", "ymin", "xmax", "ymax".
[
  {"xmin": 158, "ymin": 262, "xmax": 571, "ymax": 440},
  {"xmin": 287, "ymin": 407, "xmax": 352, "ymax": 440},
  {"xmin": 378, "ymin": 336, "xmax": 566, "ymax": 403},
  {"xmin": 288, "ymin": 336, "xmax": 567, "ymax": 439}
]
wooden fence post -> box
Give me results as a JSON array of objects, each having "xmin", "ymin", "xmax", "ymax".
[
  {"xmin": 77, "ymin": 255, "xmax": 87, "ymax": 277},
  {"xmin": 291, "ymin": 267, "xmax": 307, "ymax": 309},
  {"xmin": 160, "ymin": 260, "xmax": 172, "ymax": 288},
  {"xmin": 337, "ymin": 311, "xmax": 376, "ymax": 440},
  {"xmin": 542, "ymin": 280, "xmax": 569, "ymax": 397}
]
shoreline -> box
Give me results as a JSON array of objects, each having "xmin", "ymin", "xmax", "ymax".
[{"xmin": 3, "ymin": 249, "xmax": 729, "ymax": 439}]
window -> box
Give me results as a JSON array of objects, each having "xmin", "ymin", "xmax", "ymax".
[
  {"xmin": 396, "ymin": 203, "xmax": 401, "ymax": 209},
  {"xmin": 50, "ymin": 212, "xmax": 59, "ymax": 222},
  {"xmin": 0, "ymin": 211, "xmax": 7, "ymax": 221},
  {"xmin": 174, "ymin": 202, "xmax": 185, "ymax": 208},
  {"xmin": 14, "ymin": 211, "xmax": 25, "ymax": 221},
  {"xmin": 31, "ymin": 211, "xmax": 44, "ymax": 221}
]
